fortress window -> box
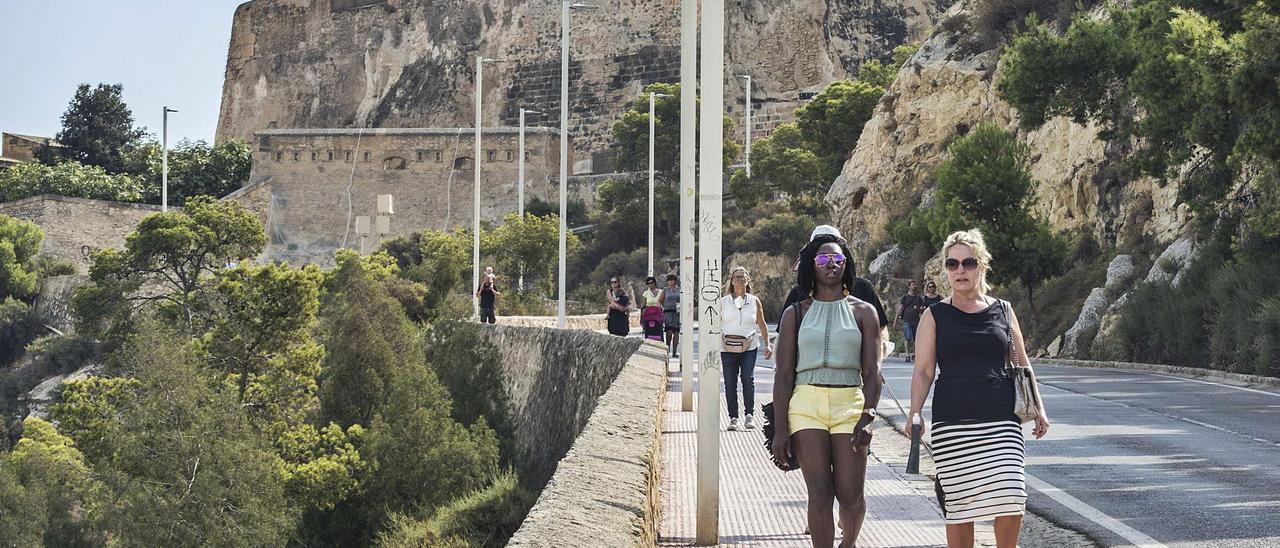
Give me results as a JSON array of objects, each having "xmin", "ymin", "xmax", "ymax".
[
  {"xmin": 434, "ymin": 150, "xmax": 442, "ymax": 162},
  {"xmin": 363, "ymin": 151, "xmax": 371, "ymax": 162},
  {"xmin": 311, "ymin": 151, "xmax": 318, "ymax": 161},
  {"xmin": 416, "ymin": 150, "xmax": 425, "ymax": 162},
  {"xmin": 384, "ymin": 156, "xmax": 408, "ymax": 170},
  {"xmin": 345, "ymin": 150, "xmax": 352, "ymax": 162},
  {"xmin": 276, "ymin": 152, "xmax": 283, "ymax": 162},
  {"xmin": 328, "ymin": 151, "xmax": 334, "ymax": 161},
  {"xmin": 506, "ymin": 150, "xmax": 514, "ymax": 162},
  {"xmin": 293, "ymin": 152, "xmax": 300, "ymax": 161},
  {"xmin": 487, "ymin": 149, "xmax": 496, "ymax": 162}
]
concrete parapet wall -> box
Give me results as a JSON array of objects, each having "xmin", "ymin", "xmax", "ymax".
[
  {"xmin": 495, "ymin": 312, "xmax": 640, "ymax": 332},
  {"xmin": 507, "ymin": 340, "xmax": 667, "ymax": 547},
  {"xmin": 1039, "ymin": 358, "xmax": 1280, "ymax": 391},
  {"xmin": 475, "ymin": 325, "xmax": 643, "ymax": 488}
]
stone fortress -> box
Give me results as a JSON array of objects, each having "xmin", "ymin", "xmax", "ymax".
[
  {"xmin": 231, "ymin": 126, "xmax": 569, "ymax": 265},
  {"xmin": 4, "ymin": 0, "xmax": 949, "ymax": 268}
]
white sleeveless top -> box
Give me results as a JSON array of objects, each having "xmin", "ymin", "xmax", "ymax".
[{"xmin": 720, "ymin": 293, "xmax": 761, "ymax": 350}]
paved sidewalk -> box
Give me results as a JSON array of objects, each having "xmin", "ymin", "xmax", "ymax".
[{"xmin": 658, "ymin": 356, "xmax": 950, "ymax": 547}]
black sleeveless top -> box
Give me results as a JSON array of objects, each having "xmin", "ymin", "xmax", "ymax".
[{"xmin": 930, "ymin": 299, "xmax": 1016, "ymax": 422}]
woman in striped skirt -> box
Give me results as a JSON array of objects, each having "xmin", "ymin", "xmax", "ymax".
[{"xmin": 908, "ymin": 229, "xmax": 1050, "ymax": 548}]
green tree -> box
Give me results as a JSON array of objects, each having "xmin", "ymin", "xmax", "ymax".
[
  {"xmin": 50, "ymin": 330, "xmax": 296, "ymax": 546},
  {"xmin": 610, "ymin": 82, "xmax": 741, "ymax": 179},
  {"xmin": 123, "ymin": 138, "xmax": 253, "ymax": 203},
  {"xmin": 317, "ymin": 251, "xmax": 424, "ymax": 427},
  {"xmin": 381, "ymin": 229, "xmax": 469, "ymax": 316},
  {"xmin": 424, "ymin": 320, "xmax": 515, "ymax": 463},
  {"xmin": 891, "ymin": 123, "xmax": 1069, "ymax": 316},
  {"xmin": 729, "ymin": 77, "xmax": 887, "ymax": 209},
  {"xmin": 526, "ymin": 196, "xmax": 588, "ymax": 228},
  {"xmin": 727, "ymin": 123, "xmax": 823, "ymax": 209},
  {"xmin": 73, "ymin": 196, "xmax": 267, "ymax": 339},
  {"xmin": 483, "ymin": 213, "xmax": 580, "ymax": 295},
  {"xmin": 795, "ymin": 79, "xmax": 885, "ymax": 182},
  {"xmin": 47, "ymin": 83, "xmax": 145, "ymax": 174},
  {"xmin": 0, "ymin": 417, "xmax": 107, "ymax": 546},
  {"xmin": 996, "ymin": 1, "xmax": 1280, "ymax": 226},
  {"xmin": 0, "ymin": 161, "xmax": 145, "ymax": 204},
  {"xmin": 196, "ymin": 263, "xmax": 325, "ymax": 430},
  {"xmin": 0, "ymin": 215, "xmax": 43, "ymax": 301}
]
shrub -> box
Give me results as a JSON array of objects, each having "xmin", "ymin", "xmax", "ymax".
[
  {"xmin": 375, "ymin": 471, "xmax": 534, "ymax": 548},
  {"xmin": 0, "ymin": 161, "xmax": 144, "ymax": 203},
  {"xmin": 23, "ymin": 335, "xmax": 100, "ymax": 379},
  {"xmin": 1, "ymin": 298, "xmax": 37, "ymax": 367},
  {"xmin": 425, "ymin": 321, "xmax": 516, "ymax": 464}
]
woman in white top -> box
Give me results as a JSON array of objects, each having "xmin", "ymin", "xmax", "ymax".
[{"xmin": 720, "ymin": 266, "xmax": 773, "ymax": 430}]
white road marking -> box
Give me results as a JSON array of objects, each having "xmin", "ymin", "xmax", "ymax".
[
  {"xmin": 1038, "ymin": 381, "xmax": 1280, "ymax": 448},
  {"xmin": 1026, "ymin": 474, "xmax": 1167, "ymax": 548},
  {"xmin": 1143, "ymin": 372, "xmax": 1280, "ymax": 398}
]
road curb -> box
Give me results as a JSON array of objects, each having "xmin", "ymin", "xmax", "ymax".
[
  {"xmin": 1035, "ymin": 357, "xmax": 1280, "ymax": 392},
  {"xmin": 888, "ymin": 353, "xmax": 1280, "ymax": 392}
]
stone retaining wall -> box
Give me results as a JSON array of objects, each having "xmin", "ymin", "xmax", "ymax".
[
  {"xmin": 507, "ymin": 339, "xmax": 667, "ymax": 547},
  {"xmin": 496, "ymin": 312, "xmax": 639, "ymax": 332},
  {"xmin": 477, "ymin": 325, "xmax": 644, "ymax": 488}
]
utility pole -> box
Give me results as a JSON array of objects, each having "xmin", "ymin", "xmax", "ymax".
[
  {"xmin": 679, "ymin": 0, "xmax": 696, "ymax": 414},
  {"xmin": 737, "ymin": 74, "xmax": 752, "ymax": 177},
  {"xmin": 559, "ymin": 2, "xmax": 597, "ymax": 328},
  {"xmin": 648, "ymin": 91, "xmax": 672, "ymax": 276},
  {"xmin": 161, "ymin": 106, "xmax": 177, "ymax": 212},
  {"xmin": 474, "ymin": 55, "xmax": 497, "ymax": 320}
]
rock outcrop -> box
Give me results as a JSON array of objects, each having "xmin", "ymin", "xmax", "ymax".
[
  {"xmin": 217, "ymin": 0, "xmax": 951, "ymax": 160},
  {"xmin": 826, "ymin": 1, "xmax": 1192, "ymax": 259}
]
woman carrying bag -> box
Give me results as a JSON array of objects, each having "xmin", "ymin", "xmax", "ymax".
[
  {"xmin": 908, "ymin": 229, "xmax": 1049, "ymax": 548},
  {"xmin": 771, "ymin": 236, "xmax": 882, "ymax": 547},
  {"xmin": 720, "ymin": 266, "xmax": 772, "ymax": 431}
]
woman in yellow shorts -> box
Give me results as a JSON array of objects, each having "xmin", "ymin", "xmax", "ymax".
[{"xmin": 772, "ymin": 234, "xmax": 883, "ymax": 547}]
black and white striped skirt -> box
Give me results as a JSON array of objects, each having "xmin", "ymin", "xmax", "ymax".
[{"xmin": 932, "ymin": 419, "xmax": 1027, "ymax": 524}]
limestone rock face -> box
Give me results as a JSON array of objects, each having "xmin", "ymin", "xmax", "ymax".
[
  {"xmin": 1145, "ymin": 235, "xmax": 1199, "ymax": 287},
  {"xmin": 869, "ymin": 244, "xmax": 907, "ymax": 280},
  {"xmin": 827, "ymin": 2, "xmax": 1191, "ymax": 259},
  {"xmin": 1061, "ymin": 287, "xmax": 1108, "ymax": 358},
  {"xmin": 1105, "ymin": 255, "xmax": 1135, "ymax": 294},
  {"xmin": 218, "ymin": 0, "xmax": 950, "ymax": 159}
]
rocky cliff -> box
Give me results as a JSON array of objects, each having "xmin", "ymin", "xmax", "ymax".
[
  {"xmin": 217, "ymin": 0, "xmax": 951, "ymax": 161},
  {"xmin": 826, "ymin": 2, "xmax": 1192, "ymax": 259}
]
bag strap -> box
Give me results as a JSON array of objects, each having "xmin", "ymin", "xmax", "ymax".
[
  {"xmin": 791, "ymin": 299, "xmax": 807, "ymax": 376},
  {"xmin": 1001, "ymin": 300, "xmax": 1021, "ymax": 368}
]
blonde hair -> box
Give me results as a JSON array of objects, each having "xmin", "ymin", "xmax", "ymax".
[
  {"xmin": 935, "ymin": 229, "xmax": 993, "ymax": 294},
  {"xmin": 725, "ymin": 265, "xmax": 752, "ymax": 296}
]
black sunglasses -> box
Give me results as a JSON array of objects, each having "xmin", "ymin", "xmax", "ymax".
[{"xmin": 944, "ymin": 257, "xmax": 980, "ymax": 271}]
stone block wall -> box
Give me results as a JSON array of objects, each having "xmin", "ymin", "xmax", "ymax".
[
  {"xmin": 216, "ymin": 0, "xmax": 949, "ymax": 162},
  {"xmin": 474, "ymin": 325, "xmax": 643, "ymax": 488},
  {"xmin": 0, "ymin": 195, "xmax": 163, "ymax": 273},
  {"xmin": 507, "ymin": 338, "xmax": 667, "ymax": 547}
]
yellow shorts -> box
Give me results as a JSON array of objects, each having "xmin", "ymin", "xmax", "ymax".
[{"xmin": 788, "ymin": 384, "xmax": 865, "ymax": 435}]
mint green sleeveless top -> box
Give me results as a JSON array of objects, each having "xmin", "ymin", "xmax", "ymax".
[{"xmin": 796, "ymin": 299, "xmax": 863, "ymax": 386}]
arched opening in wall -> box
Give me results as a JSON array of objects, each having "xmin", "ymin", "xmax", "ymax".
[
  {"xmin": 384, "ymin": 156, "xmax": 408, "ymax": 170},
  {"xmin": 454, "ymin": 156, "xmax": 474, "ymax": 170},
  {"xmin": 955, "ymin": 123, "xmax": 971, "ymax": 136}
]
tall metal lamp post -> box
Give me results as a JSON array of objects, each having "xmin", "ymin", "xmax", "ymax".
[
  {"xmin": 474, "ymin": 55, "xmax": 499, "ymax": 319},
  {"xmin": 558, "ymin": 1, "xmax": 596, "ymax": 328},
  {"xmin": 737, "ymin": 74, "xmax": 752, "ymax": 177},
  {"xmin": 161, "ymin": 106, "xmax": 177, "ymax": 212},
  {"xmin": 648, "ymin": 91, "xmax": 672, "ymax": 276}
]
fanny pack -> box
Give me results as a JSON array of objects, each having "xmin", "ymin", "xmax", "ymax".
[{"xmin": 723, "ymin": 334, "xmax": 751, "ymax": 353}]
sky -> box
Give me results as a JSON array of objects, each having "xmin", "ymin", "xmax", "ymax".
[{"xmin": 0, "ymin": 0, "xmax": 246, "ymax": 144}]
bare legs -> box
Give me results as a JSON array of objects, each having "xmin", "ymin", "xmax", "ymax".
[
  {"xmin": 946, "ymin": 515, "xmax": 1022, "ymax": 548},
  {"xmin": 794, "ymin": 430, "xmax": 868, "ymax": 548}
]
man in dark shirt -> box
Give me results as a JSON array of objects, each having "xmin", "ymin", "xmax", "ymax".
[{"xmin": 895, "ymin": 280, "xmax": 922, "ymax": 361}]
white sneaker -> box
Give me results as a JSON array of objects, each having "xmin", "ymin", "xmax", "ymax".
[
  {"xmin": 744, "ymin": 414, "xmax": 758, "ymax": 430},
  {"xmin": 727, "ymin": 417, "xmax": 741, "ymax": 431}
]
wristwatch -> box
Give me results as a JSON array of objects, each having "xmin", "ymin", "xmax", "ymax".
[{"xmin": 862, "ymin": 408, "xmax": 879, "ymax": 421}]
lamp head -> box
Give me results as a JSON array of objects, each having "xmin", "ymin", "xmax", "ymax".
[{"xmin": 570, "ymin": 3, "xmax": 598, "ymax": 9}]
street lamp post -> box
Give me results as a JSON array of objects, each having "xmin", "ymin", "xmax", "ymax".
[
  {"xmin": 648, "ymin": 91, "xmax": 672, "ymax": 276},
  {"xmin": 518, "ymin": 108, "xmax": 541, "ymax": 219},
  {"xmin": 737, "ymin": 75, "xmax": 751, "ymax": 177},
  {"xmin": 162, "ymin": 106, "xmax": 177, "ymax": 212},
  {"xmin": 474, "ymin": 55, "xmax": 498, "ymax": 320},
  {"xmin": 678, "ymin": 0, "xmax": 695, "ymax": 413},
  {"xmin": 559, "ymin": 1, "xmax": 596, "ymax": 329},
  {"xmin": 698, "ymin": 0, "xmax": 726, "ymax": 542}
]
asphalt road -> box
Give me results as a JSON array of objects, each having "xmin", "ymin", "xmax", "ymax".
[
  {"xmin": 877, "ymin": 358, "xmax": 1280, "ymax": 548},
  {"xmin": 680, "ymin": 328, "xmax": 1280, "ymax": 546}
]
